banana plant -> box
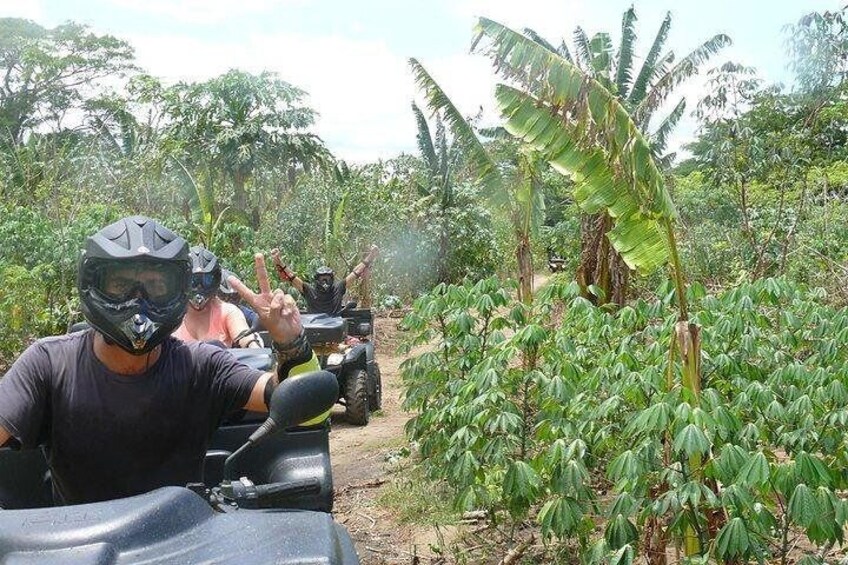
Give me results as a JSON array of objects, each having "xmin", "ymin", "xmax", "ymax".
[
  {"xmin": 409, "ymin": 58, "xmax": 543, "ymax": 304},
  {"xmin": 473, "ymin": 17, "xmax": 705, "ymax": 557},
  {"xmin": 172, "ymin": 157, "xmax": 228, "ymax": 248}
]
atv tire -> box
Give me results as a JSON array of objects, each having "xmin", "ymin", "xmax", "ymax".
[
  {"xmin": 367, "ymin": 362, "xmax": 382, "ymax": 411},
  {"xmin": 344, "ymin": 369, "xmax": 370, "ymax": 425}
]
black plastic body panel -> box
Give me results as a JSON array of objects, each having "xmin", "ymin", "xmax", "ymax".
[
  {"xmin": 0, "ymin": 487, "xmax": 359, "ymax": 564},
  {"xmin": 0, "ymin": 420, "xmax": 334, "ymax": 513},
  {"xmin": 207, "ymin": 421, "xmax": 334, "ymax": 512},
  {"xmin": 343, "ymin": 309, "xmax": 374, "ymax": 337},
  {"xmin": 301, "ymin": 314, "xmax": 347, "ymax": 345}
]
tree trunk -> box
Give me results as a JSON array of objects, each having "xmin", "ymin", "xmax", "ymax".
[
  {"xmin": 233, "ymin": 170, "xmax": 248, "ymax": 214},
  {"xmin": 437, "ymin": 215, "xmax": 450, "ymax": 283},
  {"xmin": 576, "ymin": 213, "xmax": 630, "ymax": 306},
  {"xmin": 516, "ymin": 233, "xmax": 533, "ymax": 305}
]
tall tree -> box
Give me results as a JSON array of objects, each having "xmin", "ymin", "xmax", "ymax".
[
  {"xmin": 411, "ymin": 102, "xmax": 464, "ymax": 283},
  {"xmin": 523, "ymin": 8, "xmax": 729, "ymax": 305},
  {"xmin": 0, "ymin": 18, "xmax": 135, "ymax": 145},
  {"xmin": 161, "ymin": 69, "xmax": 330, "ymax": 228}
]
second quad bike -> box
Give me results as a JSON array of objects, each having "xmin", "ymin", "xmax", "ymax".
[{"xmin": 300, "ymin": 304, "xmax": 382, "ymax": 426}]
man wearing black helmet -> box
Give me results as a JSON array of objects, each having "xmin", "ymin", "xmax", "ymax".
[
  {"xmin": 0, "ymin": 216, "xmax": 320, "ymax": 505},
  {"xmin": 271, "ymin": 245, "xmax": 379, "ymax": 315}
]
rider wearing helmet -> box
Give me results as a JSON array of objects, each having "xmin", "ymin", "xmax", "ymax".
[
  {"xmin": 173, "ymin": 247, "xmax": 262, "ymax": 348},
  {"xmin": 0, "ymin": 216, "xmax": 319, "ymax": 504},
  {"xmin": 272, "ymin": 245, "xmax": 379, "ymax": 315},
  {"xmin": 219, "ymin": 269, "xmax": 260, "ymax": 330}
]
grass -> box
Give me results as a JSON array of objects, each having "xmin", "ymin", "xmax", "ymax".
[{"xmin": 378, "ymin": 460, "xmax": 458, "ymax": 527}]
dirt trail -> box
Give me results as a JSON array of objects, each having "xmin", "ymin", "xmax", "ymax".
[{"xmin": 329, "ymin": 317, "xmax": 441, "ymax": 564}]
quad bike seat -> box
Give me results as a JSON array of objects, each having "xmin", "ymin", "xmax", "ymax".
[{"xmin": 301, "ymin": 314, "xmax": 347, "ymax": 345}]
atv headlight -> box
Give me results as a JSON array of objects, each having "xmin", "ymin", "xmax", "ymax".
[
  {"xmin": 326, "ymin": 353, "xmax": 345, "ymax": 366},
  {"xmin": 357, "ymin": 322, "xmax": 372, "ymax": 334}
]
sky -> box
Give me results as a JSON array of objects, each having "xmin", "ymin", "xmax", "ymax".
[{"xmin": 0, "ymin": 0, "xmax": 841, "ymax": 163}]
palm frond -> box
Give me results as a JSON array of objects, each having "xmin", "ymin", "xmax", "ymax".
[
  {"xmin": 435, "ymin": 116, "xmax": 450, "ymax": 188},
  {"xmin": 629, "ymin": 12, "xmax": 672, "ymax": 105},
  {"xmin": 589, "ymin": 32, "xmax": 614, "ymax": 83},
  {"xmin": 649, "ymin": 98, "xmax": 685, "ymax": 157},
  {"xmin": 636, "ymin": 33, "xmax": 731, "ymax": 126},
  {"xmin": 474, "ymin": 17, "xmax": 676, "ymax": 274},
  {"xmin": 657, "ymin": 152, "xmax": 677, "ymax": 170},
  {"xmin": 478, "ymin": 126, "xmax": 511, "ymax": 139},
  {"xmin": 573, "ymin": 26, "xmax": 592, "ymax": 70},
  {"xmin": 411, "ymin": 102, "xmax": 438, "ymax": 177},
  {"xmin": 557, "ymin": 40, "xmax": 574, "ymax": 63},
  {"xmin": 615, "ymin": 6, "xmax": 638, "ymax": 98},
  {"xmin": 523, "ymin": 27, "xmax": 559, "ymax": 55},
  {"xmin": 409, "ymin": 58, "xmax": 503, "ymax": 196}
]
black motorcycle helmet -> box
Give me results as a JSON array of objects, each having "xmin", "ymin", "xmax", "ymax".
[
  {"xmin": 218, "ymin": 269, "xmax": 240, "ymax": 304},
  {"xmin": 78, "ymin": 216, "xmax": 191, "ymax": 355},
  {"xmin": 188, "ymin": 246, "xmax": 222, "ymax": 310},
  {"xmin": 314, "ymin": 266, "xmax": 335, "ymax": 293}
]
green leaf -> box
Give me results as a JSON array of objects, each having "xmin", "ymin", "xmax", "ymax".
[
  {"xmin": 608, "ymin": 450, "xmax": 639, "ymax": 482},
  {"xmin": 735, "ymin": 451, "xmax": 770, "ymax": 487},
  {"xmin": 608, "ymin": 544, "xmax": 634, "ymax": 565},
  {"xmin": 503, "ymin": 460, "xmax": 541, "ymax": 500},
  {"xmin": 538, "ymin": 496, "xmax": 584, "ymax": 537},
  {"xmin": 788, "ymin": 484, "xmax": 820, "ymax": 528},
  {"xmin": 715, "ymin": 517, "xmax": 750, "ymax": 560},
  {"xmin": 605, "ymin": 514, "xmax": 638, "ymax": 550},
  {"xmin": 473, "ymin": 18, "xmax": 678, "ymax": 275},
  {"xmin": 796, "ymin": 452, "xmax": 832, "ymax": 488},
  {"xmin": 673, "ymin": 423, "xmax": 710, "ymax": 457}
]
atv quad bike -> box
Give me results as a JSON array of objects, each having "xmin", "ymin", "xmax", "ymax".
[
  {"xmin": 300, "ymin": 304, "xmax": 382, "ymax": 426},
  {"xmin": 0, "ymin": 370, "xmax": 360, "ymax": 564}
]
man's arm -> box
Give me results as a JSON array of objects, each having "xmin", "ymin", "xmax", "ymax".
[
  {"xmin": 0, "ymin": 425, "xmax": 11, "ymax": 448},
  {"xmin": 344, "ymin": 244, "xmax": 379, "ymax": 286},
  {"xmin": 271, "ymin": 249, "xmax": 305, "ymax": 293},
  {"xmin": 229, "ymin": 253, "xmax": 327, "ymax": 424},
  {"xmin": 242, "ymin": 351, "xmax": 321, "ymax": 413}
]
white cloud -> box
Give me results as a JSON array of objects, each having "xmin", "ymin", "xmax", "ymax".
[
  {"xmin": 0, "ymin": 0, "xmax": 44, "ymax": 21},
  {"xmin": 110, "ymin": 0, "xmax": 310, "ymax": 25},
  {"xmin": 126, "ymin": 30, "xmax": 419, "ymax": 163}
]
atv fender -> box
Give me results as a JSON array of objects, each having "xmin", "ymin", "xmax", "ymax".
[{"xmin": 342, "ymin": 344, "xmax": 368, "ymax": 368}]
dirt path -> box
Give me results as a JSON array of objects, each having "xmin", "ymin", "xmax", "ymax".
[{"xmin": 329, "ymin": 316, "xmax": 435, "ymax": 564}]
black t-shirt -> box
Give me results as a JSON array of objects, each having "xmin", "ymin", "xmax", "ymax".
[
  {"xmin": 0, "ymin": 330, "xmax": 261, "ymax": 505},
  {"xmin": 302, "ymin": 280, "xmax": 347, "ymax": 315}
]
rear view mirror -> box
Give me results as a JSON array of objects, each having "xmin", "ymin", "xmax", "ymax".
[{"xmin": 248, "ymin": 371, "xmax": 338, "ymax": 444}]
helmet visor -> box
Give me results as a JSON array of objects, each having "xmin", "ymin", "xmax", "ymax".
[
  {"xmin": 191, "ymin": 272, "xmax": 218, "ymax": 294},
  {"xmin": 94, "ymin": 262, "xmax": 186, "ymax": 306}
]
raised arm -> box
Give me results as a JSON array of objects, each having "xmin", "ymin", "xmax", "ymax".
[
  {"xmin": 229, "ymin": 254, "xmax": 327, "ymax": 423},
  {"xmin": 344, "ymin": 244, "xmax": 379, "ymax": 286},
  {"xmin": 271, "ymin": 249, "xmax": 305, "ymax": 293}
]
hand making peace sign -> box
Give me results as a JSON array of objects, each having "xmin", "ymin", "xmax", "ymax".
[{"xmin": 226, "ymin": 253, "xmax": 303, "ymax": 345}]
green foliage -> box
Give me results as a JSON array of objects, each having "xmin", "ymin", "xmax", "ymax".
[
  {"xmin": 401, "ymin": 275, "xmax": 848, "ymax": 561},
  {"xmin": 0, "ymin": 203, "xmax": 121, "ymax": 365}
]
